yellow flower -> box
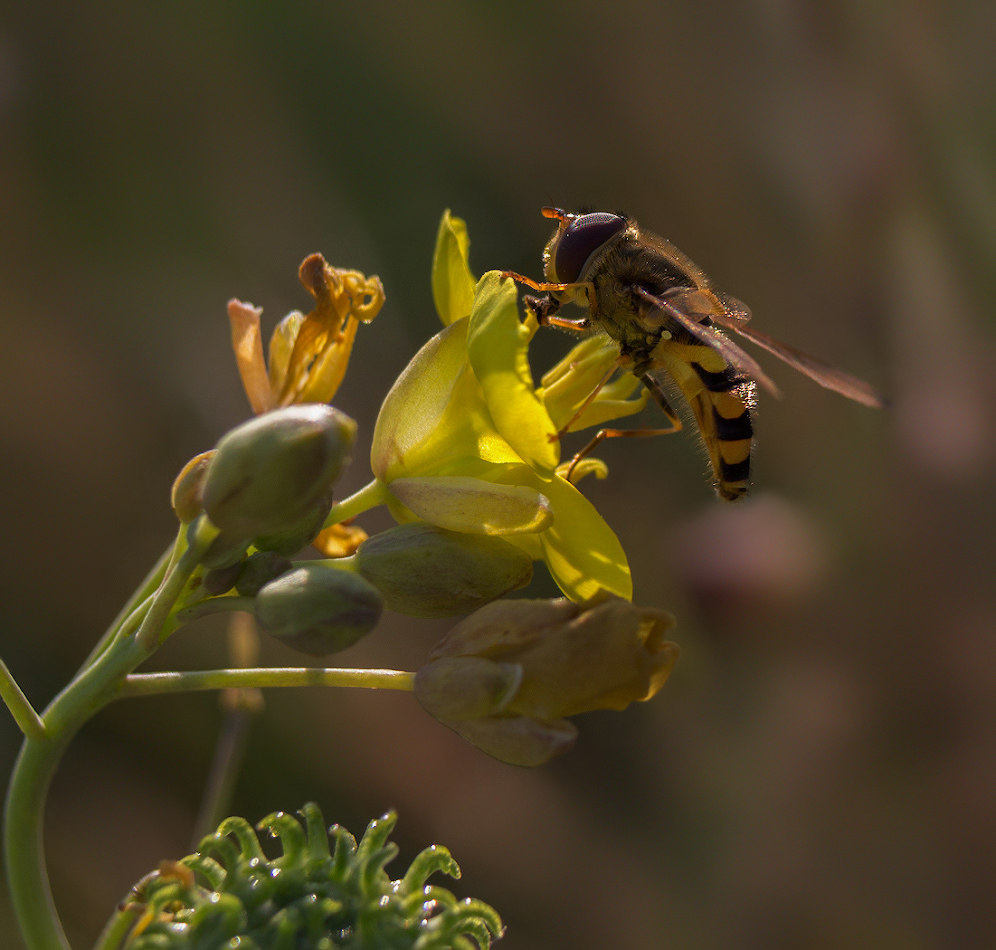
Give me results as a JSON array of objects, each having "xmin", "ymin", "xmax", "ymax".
[
  {"xmin": 228, "ymin": 252, "xmax": 383, "ymax": 558},
  {"xmin": 368, "ymin": 274, "xmax": 625, "ymax": 600},
  {"xmin": 414, "ymin": 593, "xmax": 680, "ymax": 766},
  {"xmin": 360, "ymin": 212, "xmax": 653, "ymax": 601},
  {"xmin": 228, "ymin": 253, "xmax": 384, "ymax": 414}
]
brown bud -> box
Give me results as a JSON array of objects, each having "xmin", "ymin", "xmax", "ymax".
[{"xmin": 171, "ymin": 450, "xmax": 215, "ymax": 523}]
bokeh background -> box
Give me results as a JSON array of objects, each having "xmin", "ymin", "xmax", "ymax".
[{"xmin": 2, "ymin": 2, "xmax": 995, "ymax": 948}]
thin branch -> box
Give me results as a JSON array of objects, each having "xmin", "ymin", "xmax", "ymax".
[
  {"xmin": 191, "ymin": 614, "xmax": 264, "ymax": 845},
  {"xmin": 0, "ymin": 659, "xmax": 46, "ymax": 740},
  {"xmin": 173, "ymin": 597, "xmax": 256, "ymax": 626},
  {"xmin": 322, "ymin": 478, "xmax": 389, "ymax": 529},
  {"xmin": 120, "ymin": 667, "xmax": 415, "ymax": 697},
  {"xmin": 82, "ymin": 540, "xmax": 175, "ymax": 667},
  {"xmin": 134, "ymin": 519, "xmax": 217, "ymax": 651},
  {"xmin": 191, "ymin": 692, "xmax": 261, "ymax": 846}
]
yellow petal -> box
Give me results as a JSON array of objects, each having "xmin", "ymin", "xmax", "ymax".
[
  {"xmin": 555, "ymin": 457, "xmax": 609, "ymax": 484},
  {"xmin": 414, "ymin": 656, "xmax": 522, "ymax": 719},
  {"xmin": 432, "ymin": 210, "xmax": 477, "ymax": 326},
  {"xmin": 295, "ymin": 314, "xmax": 359, "ymax": 405},
  {"xmin": 228, "ymin": 300, "xmax": 275, "ymax": 414},
  {"xmin": 533, "ymin": 473, "xmax": 632, "ymax": 601},
  {"xmin": 276, "ymin": 254, "xmax": 350, "ymax": 405},
  {"xmin": 541, "ymin": 336, "xmax": 646, "ymax": 433},
  {"xmin": 371, "ymin": 319, "xmax": 520, "ymax": 481},
  {"xmin": 540, "ymin": 334, "xmax": 614, "ymax": 388},
  {"xmin": 502, "ymin": 532, "xmax": 544, "ymax": 562},
  {"xmin": 483, "ymin": 463, "xmax": 632, "ymax": 601},
  {"xmin": 389, "ymin": 475, "xmax": 553, "ymax": 535},
  {"xmin": 267, "ymin": 311, "xmax": 305, "ymax": 396},
  {"xmin": 567, "ymin": 389, "xmax": 649, "ymax": 432},
  {"xmin": 428, "ymin": 597, "xmax": 578, "ymax": 660},
  {"xmin": 445, "ymin": 715, "xmax": 578, "ymax": 767},
  {"xmin": 467, "ymin": 272, "xmax": 560, "ymax": 474}
]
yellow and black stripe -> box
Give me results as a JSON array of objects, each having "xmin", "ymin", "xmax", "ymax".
[{"xmin": 655, "ymin": 341, "xmax": 755, "ymax": 501}]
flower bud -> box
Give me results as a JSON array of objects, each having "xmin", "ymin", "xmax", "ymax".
[
  {"xmin": 251, "ymin": 487, "xmax": 335, "ymax": 556},
  {"xmin": 199, "ymin": 530, "xmax": 250, "ymax": 571},
  {"xmin": 202, "ymin": 562, "xmax": 242, "ymax": 596},
  {"xmin": 255, "ymin": 564, "xmax": 382, "ymax": 657},
  {"xmin": 415, "ymin": 593, "xmax": 679, "ymax": 766},
  {"xmin": 354, "ymin": 522, "xmax": 533, "ymax": 618},
  {"xmin": 235, "ymin": 550, "xmax": 294, "ymax": 597},
  {"xmin": 201, "ymin": 405, "xmax": 356, "ymax": 538},
  {"xmin": 171, "ymin": 451, "xmax": 215, "ymax": 523}
]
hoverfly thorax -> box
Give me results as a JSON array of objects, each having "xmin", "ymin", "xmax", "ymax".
[{"xmin": 542, "ymin": 208, "xmax": 629, "ymax": 284}]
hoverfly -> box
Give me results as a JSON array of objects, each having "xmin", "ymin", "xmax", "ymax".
[{"xmin": 505, "ymin": 207, "xmax": 885, "ymax": 501}]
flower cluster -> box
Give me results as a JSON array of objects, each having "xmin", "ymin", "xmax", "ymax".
[
  {"xmin": 164, "ymin": 211, "xmax": 681, "ymax": 763},
  {"xmin": 0, "ymin": 211, "xmax": 690, "ymax": 950}
]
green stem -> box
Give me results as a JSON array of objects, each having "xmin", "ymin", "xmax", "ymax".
[
  {"xmin": 4, "ymin": 522, "xmax": 213, "ymax": 950},
  {"xmin": 135, "ymin": 519, "xmax": 215, "ymax": 651},
  {"xmin": 5, "ymin": 635, "xmax": 147, "ymax": 950},
  {"xmin": 171, "ymin": 597, "xmax": 256, "ymax": 628},
  {"xmin": 291, "ymin": 556, "xmax": 357, "ymax": 571},
  {"xmin": 91, "ymin": 900, "xmax": 146, "ymax": 950},
  {"xmin": 81, "ymin": 541, "xmax": 175, "ymax": 667},
  {"xmin": 323, "ymin": 478, "xmax": 389, "ymax": 528},
  {"xmin": 0, "ymin": 660, "xmax": 46, "ymax": 741},
  {"xmin": 120, "ymin": 667, "xmax": 415, "ymax": 696},
  {"xmin": 190, "ymin": 694, "xmax": 260, "ymax": 847}
]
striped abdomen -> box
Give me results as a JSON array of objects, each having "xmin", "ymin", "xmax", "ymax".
[{"xmin": 654, "ymin": 341, "xmax": 755, "ymax": 501}]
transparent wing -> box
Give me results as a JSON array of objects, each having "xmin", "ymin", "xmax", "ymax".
[
  {"xmin": 721, "ymin": 322, "xmax": 886, "ymax": 408},
  {"xmin": 635, "ymin": 286, "xmax": 781, "ymax": 396},
  {"xmin": 681, "ymin": 289, "xmax": 885, "ymax": 408}
]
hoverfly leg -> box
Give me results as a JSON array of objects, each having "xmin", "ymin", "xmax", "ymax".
[
  {"xmin": 501, "ymin": 270, "xmax": 548, "ymax": 292},
  {"xmin": 502, "ymin": 271, "xmax": 596, "ymax": 314},
  {"xmin": 565, "ymin": 368, "xmax": 682, "ymax": 481},
  {"xmin": 550, "ymin": 357, "xmax": 629, "ymax": 444},
  {"xmin": 540, "ymin": 311, "xmax": 592, "ymax": 332},
  {"xmin": 565, "ymin": 423, "xmax": 682, "ymax": 484}
]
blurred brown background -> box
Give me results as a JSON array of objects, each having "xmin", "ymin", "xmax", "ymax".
[{"xmin": 2, "ymin": 2, "xmax": 995, "ymax": 948}]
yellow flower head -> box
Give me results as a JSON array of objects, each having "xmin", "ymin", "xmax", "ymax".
[{"xmin": 366, "ymin": 212, "xmax": 650, "ymax": 602}]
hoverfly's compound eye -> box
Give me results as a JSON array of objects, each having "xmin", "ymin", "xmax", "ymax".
[{"xmin": 554, "ymin": 212, "xmax": 627, "ymax": 283}]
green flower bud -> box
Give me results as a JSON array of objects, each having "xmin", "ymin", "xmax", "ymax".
[
  {"xmin": 255, "ymin": 564, "xmax": 382, "ymax": 657},
  {"xmin": 235, "ymin": 550, "xmax": 293, "ymax": 597},
  {"xmin": 354, "ymin": 522, "xmax": 533, "ymax": 618},
  {"xmin": 171, "ymin": 450, "xmax": 215, "ymax": 523},
  {"xmin": 201, "ymin": 405, "xmax": 356, "ymax": 538},
  {"xmin": 199, "ymin": 530, "xmax": 250, "ymax": 571},
  {"xmin": 202, "ymin": 562, "xmax": 242, "ymax": 596},
  {"xmin": 252, "ymin": 487, "xmax": 335, "ymax": 556}
]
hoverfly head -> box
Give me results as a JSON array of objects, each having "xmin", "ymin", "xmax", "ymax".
[{"xmin": 545, "ymin": 210, "xmax": 628, "ymax": 283}]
